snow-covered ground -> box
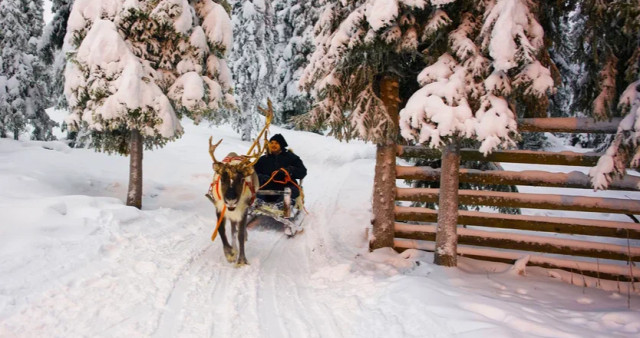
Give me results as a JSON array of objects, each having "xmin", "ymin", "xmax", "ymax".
[{"xmin": 1, "ymin": 111, "xmax": 640, "ymax": 337}]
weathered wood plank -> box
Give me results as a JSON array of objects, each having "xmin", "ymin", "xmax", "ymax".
[
  {"xmin": 397, "ymin": 145, "xmax": 602, "ymax": 166},
  {"xmin": 395, "ymin": 188, "xmax": 640, "ymax": 214},
  {"xmin": 394, "ymin": 223, "xmax": 640, "ymax": 261},
  {"xmin": 394, "ymin": 206, "xmax": 640, "ymax": 239},
  {"xmin": 395, "ymin": 167, "xmax": 640, "ymax": 191},
  {"xmin": 518, "ymin": 117, "xmax": 622, "ymax": 133},
  {"xmin": 393, "ymin": 239, "xmax": 640, "ymax": 282}
]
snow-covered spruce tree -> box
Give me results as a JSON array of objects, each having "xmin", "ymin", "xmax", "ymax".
[
  {"xmin": 574, "ymin": 1, "xmax": 640, "ymax": 190},
  {"xmin": 397, "ymin": 0, "xmax": 560, "ymax": 265},
  {"xmin": 40, "ymin": 0, "xmax": 74, "ymax": 109},
  {"xmin": 543, "ymin": 2, "xmax": 607, "ymax": 149},
  {"xmin": 300, "ymin": 0, "xmax": 454, "ymax": 251},
  {"xmin": 228, "ymin": 0, "xmax": 275, "ymax": 141},
  {"xmin": 0, "ymin": 0, "xmax": 56, "ymax": 140},
  {"xmin": 300, "ymin": 0, "xmax": 431, "ymax": 143},
  {"xmin": 399, "ymin": 0, "xmax": 558, "ymax": 156},
  {"xmin": 272, "ymin": 0, "xmax": 322, "ymax": 124},
  {"xmin": 64, "ymin": 0, "xmax": 235, "ymax": 208}
]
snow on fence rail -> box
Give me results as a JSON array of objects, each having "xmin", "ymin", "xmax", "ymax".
[{"xmin": 372, "ymin": 117, "xmax": 640, "ymax": 282}]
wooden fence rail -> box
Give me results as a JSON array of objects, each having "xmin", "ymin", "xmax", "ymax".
[
  {"xmin": 396, "ymin": 167, "xmax": 640, "ymax": 191},
  {"xmin": 374, "ymin": 117, "xmax": 640, "ymax": 282},
  {"xmin": 395, "ymin": 206, "xmax": 640, "ymax": 239}
]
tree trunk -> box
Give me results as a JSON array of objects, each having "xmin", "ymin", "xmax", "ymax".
[
  {"xmin": 370, "ymin": 143, "xmax": 396, "ymax": 249},
  {"xmin": 434, "ymin": 141, "xmax": 460, "ymax": 266},
  {"xmin": 126, "ymin": 129, "xmax": 143, "ymax": 209},
  {"xmin": 241, "ymin": 114, "xmax": 252, "ymax": 142},
  {"xmin": 370, "ymin": 75, "xmax": 399, "ymax": 250}
]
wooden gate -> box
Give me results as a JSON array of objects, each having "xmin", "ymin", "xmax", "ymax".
[{"xmin": 373, "ymin": 117, "xmax": 640, "ymax": 282}]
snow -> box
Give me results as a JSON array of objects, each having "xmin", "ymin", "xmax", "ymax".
[
  {"xmin": 43, "ymin": 0, "xmax": 53, "ymax": 24},
  {"xmin": 200, "ymin": 1, "xmax": 233, "ymax": 55},
  {"xmin": 365, "ymin": 0, "xmax": 398, "ymax": 31},
  {"xmin": 1, "ymin": 112, "xmax": 640, "ymax": 337},
  {"xmin": 482, "ymin": 0, "xmax": 544, "ymax": 72}
]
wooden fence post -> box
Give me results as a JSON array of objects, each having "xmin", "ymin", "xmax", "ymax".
[
  {"xmin": 434, "ymin": 140, "xmax": 460, "ymax": 266},
  {"xmin": 370, "ymin": 76, "xmax": 399, "ymax": 250}
]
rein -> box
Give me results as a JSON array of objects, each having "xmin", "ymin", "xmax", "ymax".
[
  {"xmin": 211, "ymin": 204, "xmax": 226, "ymax": 241},
  {"xmin": 259, "ymin": 168, "xmax": 308, "ymax": 214}
]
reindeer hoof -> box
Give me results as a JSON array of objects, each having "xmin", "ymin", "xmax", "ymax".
[
  {"xmin": 235, "ymin": 257, "xmax": 249, "ymax": 267},
  {"xmin": 224, "ymin": 247, "xmax": 237, "ymax": 263}
]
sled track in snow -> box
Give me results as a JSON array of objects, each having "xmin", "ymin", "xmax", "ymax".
[
  {"xmin": 152, "ymin": 242, "xmax": 213, "ymax": 336},
  {"xmin": 153, "ymin": 161, "xmax": 364, "ymax": 337}
]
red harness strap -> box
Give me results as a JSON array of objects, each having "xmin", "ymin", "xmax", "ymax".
[
  {"xmin": 245, "ymin": 179, "xmax": 257, "ymax": 205},
  {"xmin": 211, "ymin": 175, "xmax": 256, "ymax": 205},
  {"xmin": 213, "ymin": 176, "xmax": 221, "ymax": 199}
]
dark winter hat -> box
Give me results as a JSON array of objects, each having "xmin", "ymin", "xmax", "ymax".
[{"xmin": 269, "ymin": 134, "xmax": 288, "ymax": 148}]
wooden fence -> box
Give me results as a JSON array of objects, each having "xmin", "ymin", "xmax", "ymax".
[{"xmin": 373, "ymin": 117, "xmax": 640, "ymax": 282}]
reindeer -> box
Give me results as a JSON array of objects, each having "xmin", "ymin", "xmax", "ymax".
[{"xmin": 207, "ymin": 100, "xmax": 273, "ymax": 266}]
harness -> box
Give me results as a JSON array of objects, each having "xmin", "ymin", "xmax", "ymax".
[{"xmin": 210, "ymin": 175, "xmax": 257, "ymax": 205}]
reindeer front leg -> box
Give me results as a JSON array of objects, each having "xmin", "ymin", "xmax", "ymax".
[
  {"xmin": 216, "ymin": 211, "xmax": 236, "ymax": 263},
  {"xmin": 236, "ymin": 213, "xmax": 249, "ymax": 266}
]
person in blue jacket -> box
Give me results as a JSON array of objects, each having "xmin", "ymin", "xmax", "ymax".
[{"xmin": 254, "ymin": 134, "xmax": 307, "ymax": 203}]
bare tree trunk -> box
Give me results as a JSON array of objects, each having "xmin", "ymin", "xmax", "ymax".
[
  {"xmin": 370, "ymin": 76, "xmax": 399, "ymax": 250},
  {"xmin": 126, "ymin": 129, "xmax": 143, "ymax": 209},
  {"xmin": 434, "ymin": 140, "xmax": 460, "ymax": 266}
]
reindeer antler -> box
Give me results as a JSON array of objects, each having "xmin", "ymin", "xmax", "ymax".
[
  {"xmin": 208, "ymin": 136, "xmax": 223, "ymax": 164},
  {"xmin": 242, "ymin": 99, "xmax": 274, "ymax": 168}
]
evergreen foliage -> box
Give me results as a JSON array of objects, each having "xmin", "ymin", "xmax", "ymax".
[
  {"xmin": 64, "ymin": 0, "xmax": 235, "ymax": 155},
  {"xmin": 299, "ymin": 0, "xmax": 428, "ymax": 143},
  {"xmin": 40, "ymin": 0, "xmax": 74, "ymax": 109},
  {"xmin": 299, "ymin": 1, "xmax": 563, "ymax": 147},
  {"xmin": 0, "ymin": 0, "xmax": 56, "ymax": 141},
  {"xmin": 272, "ymin": 0, "xmax": 322, "ymax": 124},
  {"xmin": 228, "ymin": 0, "xmax": 276, "ymax": 141},
  {"xmin": 398, "ymin": 1, "xmax": 561, "ymax": 154},
  {"xmin": 573, "ymin": 1, "xmax": 640, "ymax": 190}
]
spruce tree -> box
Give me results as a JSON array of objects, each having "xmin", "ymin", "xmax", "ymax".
[
  {"xmin": 300, "ymin": 0, "xmax": 424, "ymax": 143},
  {"xmin": 272, "ymin": 0, "xmax": 322, "ymax": 124},
  {"xmin": 40, "ymin": 0, "xmax": 74, "ymax": 109},
  {"xmin": 228, "ymin": 0, "xmax": 275, "ymax": 141},
  {"xmin": 0, "ymin": 0, "xmax": 55, "ymax": 140},
  {"xmin": 574, "ymin": 1, "xmax": 640, "ymax": 190},
  {"xmin": 64, "ymin": 0, "xmax": 235, "ymax": 208},
  {"xmin": 399, "ymin": 1, "xmax": 558, "ymax": 154}
]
